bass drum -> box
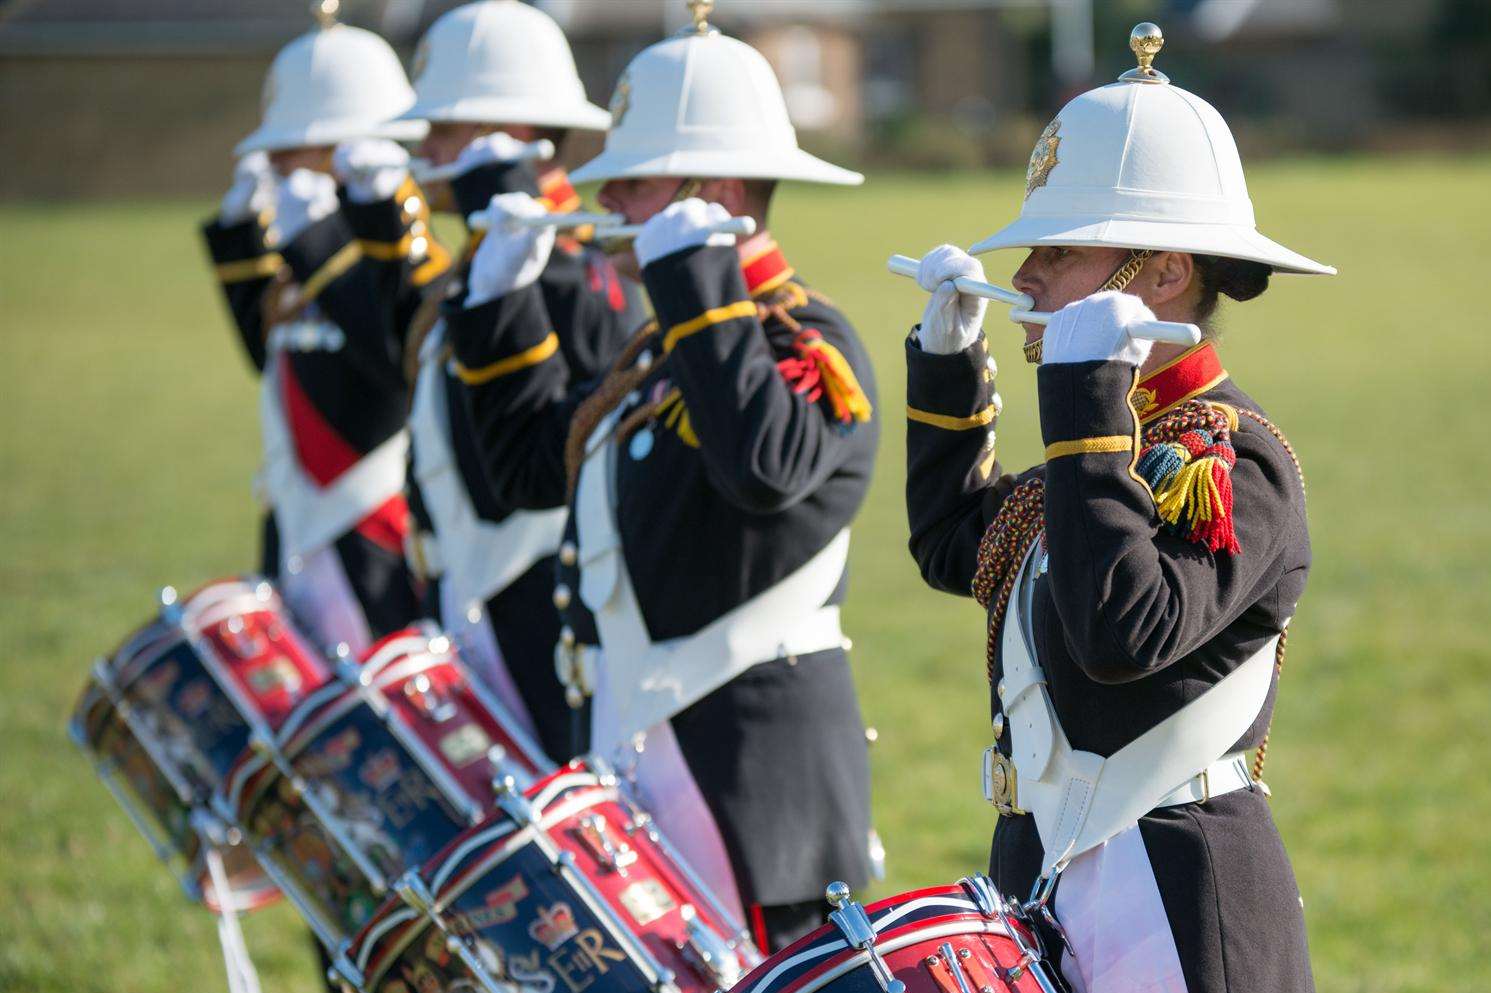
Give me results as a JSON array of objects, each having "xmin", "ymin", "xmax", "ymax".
[
  {"xmin": 729, "ymin": 877, "xmax": 1062, "ymax": 993},
  {"xmin": 70, "ymin": 577, "xmax": 333, "ymax": 912},
  {"xmin": 219, "ymin": 623, "xmax": 553, "ymax": 950},
  {"xmin": 336, "ymin": 759, "xmax": 761, "ymax": 993}
]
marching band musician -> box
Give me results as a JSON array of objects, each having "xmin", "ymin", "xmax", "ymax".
[
  {"xmin": 202, "ymin": 2, "xmax": 437, "ymax": 655},
  {"xmin": 446, "ymin": 1, "xmax": 878, "ymax": 951},
  {"xmin": 394, "ymin": 0, "xmax": 639, "ymax": 762},
  {"xmin": 903, "ymin": 25, "xmax": 1332, "ymax": 993}
]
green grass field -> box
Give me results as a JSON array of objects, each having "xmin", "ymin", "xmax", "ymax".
[{"xmin": 3, "ymin": 154, "xmax": 1490, "ymax": 992}]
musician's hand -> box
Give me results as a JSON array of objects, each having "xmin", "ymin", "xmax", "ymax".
[
  {"xmin": 634, "ymin": 198, "xmax": 736, "ymax": 269},
  {"xmin": 219, "ymin": 151, "xmax": 275, "ymax": 225},
  {"xmin": 466, "ymin": 192, "xmax": 555, "ymax": 305},
  {"xmin": 453, "ymin": 131, "xmax": 541, "ymax": 178},
  {"xmin": 1040, "ymin": 290, "xmax": 1155, "ymax": 367},
  {"xmin": 913, "ymin": 244, "xmax": 987, "ymax": 355},
  {"xmin": 333, "ymin": 139, "xmax": 410, "ymax": 203},
  {"xmin": 270, "ymin": 168, "xmax": 340, "ymax": 246}
]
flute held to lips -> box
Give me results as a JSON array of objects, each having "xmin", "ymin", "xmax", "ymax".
[
  {"xmin": 468, "ymin": 210, "xmax": 759, "ymax": 243},
  {"xmin": 886, "ymin": 253, "xmax": 1201, "ymax": 346},
  {"xmin": 410, "ymin": 137, "xmax": 557, "ymax": 184}
]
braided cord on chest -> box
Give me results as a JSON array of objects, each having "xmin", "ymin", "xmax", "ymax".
[{"xmin": 971, "ymin": 401, "xmax": 1305, "ymax": 782}]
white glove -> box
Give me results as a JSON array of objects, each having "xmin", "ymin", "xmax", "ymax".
[
  {"xmin": 634, "ymin": 198, "xmax": 736, "ymax": 269},
  {"xmin": 333, "ymin": 139, "xmax": 411, "ymax": 203},
  {"xmin": 466, "ymin": 192, "xmax": 555, "ymax": 305},
  {"xmin": 1040, "ymin": 290, "xmax": 1156, "ymax": 367},
  {"xmin": 914, "ymin": 244, "xmax": 987, "ymax": 355},
  {"xmin": 452, "ymin": 131, "xmax": 540, "ymax": 178},
  {"xmin": 271, "ymin": 168, "xmax": 341, "ymax": 246},
  {"xmin": 220, "ymin": 151, "xmax": 275, "ymax": 225}
]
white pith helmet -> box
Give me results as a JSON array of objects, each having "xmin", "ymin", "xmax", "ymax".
[
  {"xmin": 235, "ymin": 1, "xmax": 426, "ymax": 156},
  {"xmin": 397, "ymin": 1, "xmax": 610, "ymax": 131},
  {"xmin": 972, "ymin": 23, "xmax": 1333, "ymax": 275},
  {"xmin": 570, "ymin": 0, "xmax": 862, "ymax": 187}
]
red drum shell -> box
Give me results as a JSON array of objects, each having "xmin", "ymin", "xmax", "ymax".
[
  {"xmin": 345, "ymin": 759, "xmax": 760, "ymax": 993},
  {"xmin": 730, "ymin": 884, "xmax": 1053, "ymax": 993},
  {"xmin": 72, "ymin": 577, "xmax": 333, "ymax": 913}
]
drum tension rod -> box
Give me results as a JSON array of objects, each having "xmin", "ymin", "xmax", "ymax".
[{"xmin": 826, "ymin": 882, "xmax": 906, "ymax": 993}]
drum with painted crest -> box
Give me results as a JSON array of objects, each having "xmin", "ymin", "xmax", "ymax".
[
  {"xmin": 219, "ymin": 623, "xmax": 554, "ymax": 950},
  {"xmin": 728, "ymin": 877, "xmax": 1061, "ymax": 993},
  {"xmin": 69, "ymin": 577, "xmax": 333, "ymax": 912},
  {"xmin": 334, "ymin": 758, "xmax": 761, "ymax": 993}
]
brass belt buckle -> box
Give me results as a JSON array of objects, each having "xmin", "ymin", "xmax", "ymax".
[{"xmin": 982, "ymin": 745, "xmax": 1024, "ymax": 816}]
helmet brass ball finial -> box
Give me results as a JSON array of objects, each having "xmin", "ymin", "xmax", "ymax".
[
  {"xmin": 1118, "ymin": 22, "xmax": 1170, "ymax": 84},
  {"xmin": 312, "ymin": 0, "xmax": 340, "ymax": 29},
  {"xmin": 687, "ymin": 0, "xmax": 716, "ymax": 35}
]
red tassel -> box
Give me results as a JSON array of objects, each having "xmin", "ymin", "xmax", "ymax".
[{"xmin": 1194, "ymin": 458, "xmax": 1241, "ymax": 554}]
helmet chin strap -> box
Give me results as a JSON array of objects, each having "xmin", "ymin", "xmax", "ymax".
[
  {"xmin": 671, "ymin": 177, "xmax": 704, "ymax": 204},
  {"xmin": 1023, "ymin": 248, "xmax": 1155, "ymax": 364}
]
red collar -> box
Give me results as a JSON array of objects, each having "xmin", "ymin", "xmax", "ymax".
[
  {"xmin": 740, "ymin": 238, "xmax": 796, "ymax": 296},
  {"xmin": 537, "ymin": 169, "xmax": 581, "ymax": 214},
  {"xmin": 1133, "ymin": 341, "xmax": 1228, "ymax": 424}
]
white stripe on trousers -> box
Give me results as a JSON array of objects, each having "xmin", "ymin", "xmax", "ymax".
[
  {"xmin": 279, "ymin": 544, "xmax": 373, "ymax": 657},
  {"xmin": 623, "ymin": 722, "xmax": 746, "ymax": 923},
  {"xmin": 1055, "ymin": 822, "xmax": 1188, "ymax": 993}
]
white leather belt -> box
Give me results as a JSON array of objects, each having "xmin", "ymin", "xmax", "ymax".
[
  {"xmin": 575, "ymin": 406, "xmax": 851, "ymax": 757},
  {"xmin": 1153, "ymin": 751, "xmax": 1254, "ymax": 808},
  {"xmin": 989, "ymin": 538, "xmax": 1280, "ymax": 876}
]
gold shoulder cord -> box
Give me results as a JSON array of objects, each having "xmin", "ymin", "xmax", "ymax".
[
  {"xmin": 1022, "ymin": 249, "xmax": 1154, "ymax": 364},
  {"xmin": 1235, "ymin": 407, "xmax": 1306, "ymax": 784}
]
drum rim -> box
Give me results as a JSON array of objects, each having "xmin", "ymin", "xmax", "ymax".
[{"xmin": 733, "ymin": 887, "xmax": 1015, "ymax": 993}]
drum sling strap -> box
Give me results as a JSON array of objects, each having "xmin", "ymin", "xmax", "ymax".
[
  {"xmin": 408, "ymin": 319, "xmax": 567, "ymax": 608},
  {"xmin": 997, "ymin": 540, "xmax": 1279, "ymax": 878},
  {"xmin": 575, "ymin": 406, "xmax": 850, "ymax": 757}
]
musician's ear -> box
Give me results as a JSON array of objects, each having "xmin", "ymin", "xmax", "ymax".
[{"xmin": 1142, "ymin": 251, "xmax": 1194, "ymax": 309}]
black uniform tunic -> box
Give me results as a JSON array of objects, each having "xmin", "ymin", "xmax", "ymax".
[
  {"xmin": 905, "ymin": 336, "xmax": 1314, "ymax": 992},
  {"xmin": 203, "ymin": 180, "xmax": 439, "ymax": 637},
  {"xmin": 404, "ymin": 161, "xmax": 638, "ymax": 762},
  {"xmin": 446, "ymin": 241, "xmax": 878, "ymax": 914}
]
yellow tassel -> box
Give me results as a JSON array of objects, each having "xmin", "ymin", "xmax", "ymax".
[
  {"xmin": 803, "ymin": 339, "xmax": 872, "ymax": 424},
  {"xmin": 1154, "ymin": 455, "xmax": 1225, "ymax": 531}
]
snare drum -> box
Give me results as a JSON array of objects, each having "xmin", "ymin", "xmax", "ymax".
[
  {"xmin": 221, "ymin": 624, "xmax": 554, "ymax": 949},
  {"xmin": 70, "ymin": 578, "xmax": 333, "ymax": 912},
  {"xmin": 729, "ymin": 877, "xmax": 1061, "ymax": 993},
  {"xmin": 336, "ymin": 759, "xmax": 761, "ymax": 993}
]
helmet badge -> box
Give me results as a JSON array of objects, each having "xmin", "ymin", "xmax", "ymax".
[
  {"xmin": 1024, "ymin": 118, "xmax": 1061, "ymax": 200},
  {"xmin": 610, "ymin": 72, "xmax": 632, "ymax": 128}
]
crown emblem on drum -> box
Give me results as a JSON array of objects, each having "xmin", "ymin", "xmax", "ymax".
[
  {"xmin": 1024, "ymin": 118, "xmax": 1061, "ymax": 200},
  {"xmin": 529, "ymin": 902, "xmax": 579, "ymax": 950}
]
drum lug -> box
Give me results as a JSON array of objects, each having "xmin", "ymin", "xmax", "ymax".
[
  {"xmin": 327, "ymin": 954, "xmax": 364, "ymax": 992},
  {"xmin": 574, "ymin": 814, "xmax": 638, "ymax": 875},
  {"xmin": 825, "ymin": 882, "xmax": 906, "ymax": 993},
  {"xmin": 394, "ymin": 868, "xmax": 436, "ymax": 914},
  {"xmin": 677, "ymin": 904, "xmax": 744, "ymax": 989},
  {"xmin": 492, "ymin": 775, "xmax": 538, "ymax": 825}
]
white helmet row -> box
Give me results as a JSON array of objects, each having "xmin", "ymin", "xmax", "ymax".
[
  {"xmin": 399, "ymin": 1, "xmax": 610, "ymax": 131},
  {"xmin": 973, "ymin": 23, "xmax": 1333, "ymax": 275},
  {"xmin": 571, "ymin": 5, "xmax": 862, "ymax": 187},
  {"xmin": 235, "ymin": 4, "xmax": 425, "ymax": 156}
]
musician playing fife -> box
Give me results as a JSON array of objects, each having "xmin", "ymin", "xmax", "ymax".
[
  {"xmin": 446, "ymin": 0, "xmax": 879, "ymax": 952},
  {"xmin": 903, "ymin": 24, "xmax": 1333, "ymax": 993}
]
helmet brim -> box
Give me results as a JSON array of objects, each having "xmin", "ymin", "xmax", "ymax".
[
  {"xmin": 970, "ymin": 214, "xmax": 1334, "ymax": 275},
  {"xmin": 570, "ymin": 146, "xmax": 863, "ymax": 187},
  {"xmin": 235, "ymin": 118, "xmax": 428, "ymax": 157},
  {"xmin": 395, "ymin": 96, "xmax": 611, "ymax": 132}
]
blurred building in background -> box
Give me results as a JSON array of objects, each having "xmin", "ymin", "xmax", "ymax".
[{"xmin": 1, "ymin": 0, "xmax": 1487, "ymax": 198}]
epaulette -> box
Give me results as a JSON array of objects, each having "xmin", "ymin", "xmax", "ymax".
[{"xmin": 764, "ymin": 281, "xmax": 871, "ymax": 428}]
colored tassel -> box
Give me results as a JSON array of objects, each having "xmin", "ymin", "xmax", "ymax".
[{"xmin": 778, "ymin": 329, "xmax": 872, "ymax": 427}]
